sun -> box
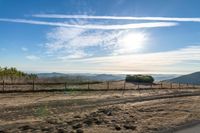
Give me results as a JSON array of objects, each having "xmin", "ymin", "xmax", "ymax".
[{"xmin": 117, "ymin": 31, "xmax": 147, "ymax": 54}]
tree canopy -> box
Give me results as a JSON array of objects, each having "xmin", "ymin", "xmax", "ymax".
[
  {"xmin": 125, "ymin": 75, "xmax": 154, "ymax": 83},
  {"xmin": 0, "ymin": 67, "xmax": 37, "ymax": 81}
]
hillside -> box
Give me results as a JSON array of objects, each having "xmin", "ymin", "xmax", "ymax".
[
  {"xmin": 167, "ymin": 72, "xmax": 200, "ymax": 85},
  {"xmin": 87, "ymin": 74, "xmax": 125, "ymax": 81},
  {"xmin": 37, "ymin": 72, "xmax": 68, "ymax": 78},
  {"xmin": 152, "ymin": 74, "xmax": 179, "ymax": 81},
  {"xmin": 36, "ymin": 73, "xmax": 179, "ymax": 82},
  {"xmin": 36, "ymin": 73, "xmax": 125, "ymax": 81}
]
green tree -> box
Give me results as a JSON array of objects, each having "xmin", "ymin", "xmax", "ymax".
[
  {"xmin": 125, "ymin": 75, "xmax": 154, "ymax": 83},
  {"xmin": 0, "ymin": 66, "xmax": 37, "ymax": 82}
]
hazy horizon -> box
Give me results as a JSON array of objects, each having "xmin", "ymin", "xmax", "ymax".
[{"xmin": 24, "ymin": 70, "xmax": 184, "ymax": 75}]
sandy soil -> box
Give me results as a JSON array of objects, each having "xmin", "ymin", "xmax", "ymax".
[{"xmin": 0, "ymin": 89, "xmax": 199, "ymax": 133}]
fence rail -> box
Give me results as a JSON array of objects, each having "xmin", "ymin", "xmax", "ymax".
[
  {"xmin": 0, "ymin": 80, "xmax": 199, "ymax": 93},
  {"xmin": 0, "ymin": 81, "xmax": 103, "ymax": 85}
]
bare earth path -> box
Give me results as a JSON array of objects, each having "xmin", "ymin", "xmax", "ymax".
[{"xmin": 0, "ymin": 89, "xmax": 199, "ymax": 133}]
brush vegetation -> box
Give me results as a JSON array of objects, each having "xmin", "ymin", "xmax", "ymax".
[
  {"xmin": 125, "ymin": 75, "xmax": 154, "ymax": 83},
  {"xmin": 0, "ymin": 67, "xmax": 37, "ymax": 81}
]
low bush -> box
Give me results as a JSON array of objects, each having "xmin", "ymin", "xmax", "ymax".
[{"xmin": 125, "ymin": 75, "xmax": 154, "ymax": 83}]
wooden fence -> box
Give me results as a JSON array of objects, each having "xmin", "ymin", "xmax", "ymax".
[{"xmin": 0, "ymin": 80, "xmax": 199, "ymax": 93}]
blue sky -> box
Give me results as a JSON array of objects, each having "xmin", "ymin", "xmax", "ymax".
[{"xmin": 0, "ymin": 0, "xmax": 200, "ymax": 74}]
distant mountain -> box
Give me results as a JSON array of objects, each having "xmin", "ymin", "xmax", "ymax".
[
  {"xmin": 152, "ymin": 74, "xmax": 180, "ymax": 81},
  {"xmin": 87, "ymin": 74, "xmax": 125, "ymax": 81},
  {"xmin": 36, "ymin": 72, "xmax": 179, "ymax": 82},
  {"xmin": 37, "ymin": 72, "xmax": 68, "ymax": 78},
  {"xmin": 36, "ymin": 73, "xmax": 125, "ymax": 81},
  {"xmin": 166, "ymin": 72, "xmax": 200, "ymax": 85}
]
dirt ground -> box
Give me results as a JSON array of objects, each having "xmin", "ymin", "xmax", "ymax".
[{"xmin": 0, "ymin": 89, "xmax": 199, "ymax": 133}]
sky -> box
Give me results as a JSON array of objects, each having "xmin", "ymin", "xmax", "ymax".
[{"xmin": 0, "ymin": 0, "xmax": 200, "ymax": 74}]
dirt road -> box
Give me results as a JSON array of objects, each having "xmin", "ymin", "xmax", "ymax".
[{"xmin": 0, "ymin": 89, "xmax": 199, "ymax": 133}]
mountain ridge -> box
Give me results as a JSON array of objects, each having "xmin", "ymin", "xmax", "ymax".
[
  {"xmin": 36, "ymin": 72, "xmax": 179, "ymax": 81},
  {"xmin": 166, "ymin": 71, "xmax": 200, "ymax": 85}
]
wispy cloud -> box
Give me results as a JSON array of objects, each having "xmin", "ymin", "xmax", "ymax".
[
  {"xmin": 82, "ymin": 45, "xmax": 200, "ymax": 64},
  {"xmin": 0, "ymin": 18, "xmax": 177, "ymax": 30},
  {"xmin": 57, "ymin": 51, "xmax": 89, "ymax": 60},
  {"xmin": 26, "ymin": 55, "xmax": 40, "ymax": 60},
  {"xmin": 21, "ymin": 47, "xmax": 28, "ymax": 52},
  {"xmin": 37, "ymin": 45, "xmax": 200, "ymax": 74},
  {"xmin": 0, "ymin": 48, "xmax": 6, "ymax": 51},
  {"xmin": 19, "ymin": 45, "xmax": 200, "ymax": 74},
  {"xmin": 75, "ymin": 45, "xmax": 200, "ymax": 73},
  {"xmin": 45, "ymin": 27, "xmax": 113, "ymax": 59},
  {"xmin": 33, "ymin": 14, "xmax": 200, "ymax": 22},
  {"xmin": 44, "ymin": 27, "xmax": 149, "ymax": 59},
  {"xmin": 44, "ymin": 26, "xmax": 200, "ymax": 73}
]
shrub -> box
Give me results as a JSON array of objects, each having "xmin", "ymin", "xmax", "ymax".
[
  {"xmin": 0, "ymin": 66, "xmax": 37, "ymax": 81},
  {"xmin": 125, "ymin": 75, "xmax": 154, "ymax": 83}
]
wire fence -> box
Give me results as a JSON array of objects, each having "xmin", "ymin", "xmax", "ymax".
[{"xmin": 0, "ymin": 80, "xmax": 199, "ymax": 93}]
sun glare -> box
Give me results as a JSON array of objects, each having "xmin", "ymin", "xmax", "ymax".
[{"xmin": 117, "ymin": 32, "xmax": 147, "ymax": 54}]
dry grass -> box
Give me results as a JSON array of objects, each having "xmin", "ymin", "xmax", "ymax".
[
  {"xmin": 0, "ymin": 81, "xmax": 200, "ymax": 92},
  {"xmin": 0, "ymin": 81, "xmax": 199, "ymax": 133}
]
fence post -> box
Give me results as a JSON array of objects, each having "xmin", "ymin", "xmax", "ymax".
[
  {"xmin": 151, "ymin": 83, "xmax": 153, "ymax": 89},
  {"xmin": 124, "ymin": 81, "xmax": 126, "ymax": 90},
  {"xmin": 179, "ymin": 83, "xmax": 180, "ymax": 89},
  {"xmin": 87, "ymin": 82, "xmax": 90, "ymax": 90},
  {"xmin": 122, "ymin": 81, "xmax": 126, "ymax": 95},
  {"xmin": 107, "ymin": 81, "xmax": 109, "ymax": 90},
  {"xmin": 65, "ymin": 82, "xmax": 67, "ymax": 90},
  {"xmin": 3, "ymin": 80, "xmax": 5, "ymax": 92},
  {"xmin": 33, "ymin": 80, "xmax": 35, "ymax": 91},
  {"xmin": 170, "ymin": 83, "xmax": 172, "ymax": 89},
  {"xmin": 137, "ymin": 83, "xmax": 139, "ymax": 89},
  {"xmin": 160, "ymin": 83, "xmax": 163, "ymax": 89}
]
